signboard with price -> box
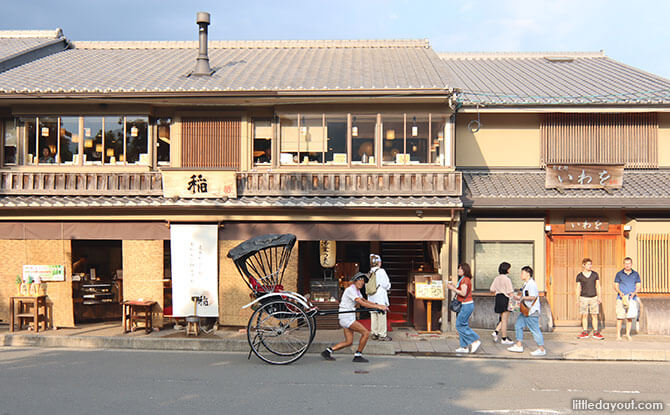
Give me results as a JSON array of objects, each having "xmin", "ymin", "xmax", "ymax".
[
  {"xmin": 546, "ymin": 165, "xmax": 623, "ymax": 189},
  {"xmin": 415, "ymin": 280, "xmax": 445, "ymax": 300}
]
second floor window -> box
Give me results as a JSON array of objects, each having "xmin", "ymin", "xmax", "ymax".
[{"xmin": 6, "ymin": 115, "xmax": 150, "ymax": 166}]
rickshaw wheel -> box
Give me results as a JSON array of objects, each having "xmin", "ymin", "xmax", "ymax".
[{"xmin": 247, "ymin": 299, "xmax": 313, "ymax": 365}]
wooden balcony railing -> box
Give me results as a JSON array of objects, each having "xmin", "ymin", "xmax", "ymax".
[
  {"xmin": 237, "ymin": 171, "xmax": 462, "ymax": 196},
  {"xmin": 0, "ymin": 170, "xmax": 463, "ymax": 197},
  {"xmin": 0, "ymin": 171, "xmax": 164, "ymax": 195}
]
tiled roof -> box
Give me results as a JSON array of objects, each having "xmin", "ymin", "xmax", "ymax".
[
  {"xmin": 463, "ymin": 170, "xmax": 670, "ymax": 208},
  {"xmin": 0, "ymin": 38, "xmax": 451, "ymax": 94},
  {"xmin": 440, "ymin": 52, "xmax": 670, "ymax": 105},
  {"xmin": 0, "ymin": 30, "xmax": 64, "ymax": 62},
  {"xmin": 0, "ymin": 195, "xmax": 462, "ymax": 209}
]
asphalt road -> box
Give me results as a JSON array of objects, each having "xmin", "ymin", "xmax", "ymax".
[{"xmin": 0, "ymin": 347, "xmax": 668, "ymax": 415}]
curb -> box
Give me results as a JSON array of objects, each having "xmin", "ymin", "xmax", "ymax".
[{"xmin": 2, "ymin": 334, "xmax": 668, "ymax": 361}]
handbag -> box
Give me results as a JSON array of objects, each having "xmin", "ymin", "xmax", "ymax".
[
  {"xmin": 449, "ymin": 277, "xmax": 465, "ymax": 313},
  {"xmin": 519, "ymin": 295, "xmax": 538, "ymax": 316}
]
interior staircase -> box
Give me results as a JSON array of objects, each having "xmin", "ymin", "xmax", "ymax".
[{"xmin": 380, "ymin": 242, "xmax": 427, "ymax": 325}]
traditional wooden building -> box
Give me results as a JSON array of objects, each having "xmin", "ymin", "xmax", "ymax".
[
  {"xmin": 441, "ymin": 51, "xmax": 670, "ymax": 333},
  {"xmin": 0, "ymin": 25, "xmax": 461, "ymax": 331}
]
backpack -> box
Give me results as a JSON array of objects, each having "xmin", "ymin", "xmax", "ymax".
[{"xmin": 365, "ymin": 268, "xmax": 378, "ymax": 296}]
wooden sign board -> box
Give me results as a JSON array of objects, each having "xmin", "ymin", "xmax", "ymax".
[
  {"xmin": 415, "ymin": 280, "xmax": 444, "ymax": 300},
  {"xmin": 162, "ymin": 170, "xmax": 237, "ymax": 199},
  {"xmin": 546, "ymin": 165, "xmax": 623, "ymax": 189},
  {"xmin": 565, "ymin": 218, "xmax": 609, "ymax": 232}
]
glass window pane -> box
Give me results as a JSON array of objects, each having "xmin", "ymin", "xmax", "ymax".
[
  {"xmin": 407, "ymin": 114, "xmax": 429, "ymax": 164},
  {"xmin": 299, "ymin": 116, "xmax": 324, "ymax": 164},
  {"xmin": 253, "ymin": 119, "xmax": 272, "ymax": 165},
  {"xmin": 59, "ymin": 116, "xmax": 79, "ymax": 164},
  {"xmin": 351, "ymin": 115, "xmax": 375, "ymax": 164},
  {"xmin": 279, "ymin": 115, "xmax": 298, "ymax": 165},
  {"xmin": 325, "ymin": 115, "xmax": 347, "ymax": 164},
  {"xmin": 126, "ymin": 116, "xmax": 148, "ymax": 164},
  {"xmin": 474, "ymin": 241, "xmax": 534, "ymax": 290},
  {"xmin": 431, "ymin": 115, "xmax": 447, "ymax": 165},
  {"xmin": 83, "ymin": 116, "xmax": 103, "ymax": 163},
  {"xmin": 24, "ymin": 118, "xmax": 37, "ymax": 164},
  {"xmin": 104, "ymin": 116, "xmax": 124, "ymax": 164},
  {"xmin": 381, "ymin": 115, "xmax": 404, "ymax": 164},
  {"xmin": 157, "ymin": 119, "xmax": 171, "ymax": 165},
  {"xmin": 3, "ymin": 119, "xmax": 18, "ymax": 165},
  {"xmin": 38, "ymin": 117, "xmax": 58, "ymax": 164}
]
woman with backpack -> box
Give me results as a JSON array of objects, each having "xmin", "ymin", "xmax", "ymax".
[{"xmin": 367, "ymin": 254, "xmax": 392, "ymax": 341}]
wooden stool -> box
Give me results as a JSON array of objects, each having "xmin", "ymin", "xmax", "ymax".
[{"xmin": 185, "ymin": 316, "xmax": 200, "ymax": 336}]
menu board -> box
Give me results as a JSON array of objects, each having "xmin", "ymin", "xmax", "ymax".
[{"xmin": 415, "ymin": 280, "xmax": 444, "ymax": 300}]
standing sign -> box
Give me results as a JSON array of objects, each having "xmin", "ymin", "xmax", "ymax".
[{"xmin": 170, "ymin": 224, "xmax": 219, "ymax": 317}]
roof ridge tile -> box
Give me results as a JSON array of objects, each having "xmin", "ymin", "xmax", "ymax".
[{"xmin": 72, "ymin": 39, "xmax": 430, "ymax": 50}]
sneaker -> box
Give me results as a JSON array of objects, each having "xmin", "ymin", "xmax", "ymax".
[
  {"xmin": 491, "ymin": 331, "xmax": 499, "ymax": 342},
  {"xmin": 378, "ymin": 336, "xmax": 392, "ymax": 341},
  {"xmin": 507, "ymin": 344, "xmax": 524, "ymax": 353},
  {"xmin": 370, "ymin": 334, "xmax": 379, "ymax": 341},
  {"xmin": 531, "ymin": 348, "xmax": 546, "ymax": 356},
  {"xmin": 578, "ymin": 330, "xmax": 590, "ymax": 339},
  {"xmin": 454, "ymin": 347, "xmax": 469, "ymax": 353},
  {"xmin": 321, "ymin": 349, "xmax": 335, "ymax": 361},
  {"xmin": 501, "ymin": 338, "xmax": 514, "ymax": 345},
  {"xmin": 592, "ymin": 332, "xmax": 605, "ymax": 340},
  {"xmin": 352, "ymin": 355, "xmax": 369, "ymax": 363},
  {"xmin": 470, "ymin": 340, "xmax": 481, "ymax": 353}
]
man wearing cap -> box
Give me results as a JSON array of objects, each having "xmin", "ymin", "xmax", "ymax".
[{"xmin": 321, "ymin": 272, "xmax": 388, "ymax": 362}]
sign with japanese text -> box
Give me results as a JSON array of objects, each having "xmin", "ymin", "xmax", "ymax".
[
  {"xmin": 162, "ymin": 169, "xmax": 237, "ymax": 199},
  {"xmin": 170, "ymin": 224, "xmax": 219, "ymax": 317},
  {"xmin": 545, "ymin": 165, "xmax": 623, "ymax": 189},
  {"xmin": 23, "ymin": 265, "xmax": 65, "ymax": 282},
  {"xmin": 565, "ymin": 218, "xmax": 609, "ymax": 232},
  {"xmin": 415, "ymin": 280, "xmax": 445, "ymax": 300}
]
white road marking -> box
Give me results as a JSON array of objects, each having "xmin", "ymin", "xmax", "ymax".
[
  {"xmin": 475, "ymin": 410, "xmax": 567, "ymax": 414},
  {"xmin": 531, "ymin": 388, "xmax": 560, "ymax": 392},
  {"xmin": 603, "ymin": 390, "xmax": 640, "ymax": 394}
]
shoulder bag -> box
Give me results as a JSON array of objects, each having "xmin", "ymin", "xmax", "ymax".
[
  {"xmin": 365, "ymin": 269, "xmax": 378, "ymax": 296},
  {"xmin": 449, "ymin": 277, "xmax": 465, "ymax": 313},
  {"xmin": 519, "ymin": 292, "xmax": 538, "ymax": 317}
]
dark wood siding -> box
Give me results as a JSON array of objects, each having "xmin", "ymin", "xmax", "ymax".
[
  {"xmin": 541, "ymin": 113, "xmax": 658, "ymax": 168},
  {"xmin": 181, "ymin": 118, "xmax": 240, "ymax": 168}
]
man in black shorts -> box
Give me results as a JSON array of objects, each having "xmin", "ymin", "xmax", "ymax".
[{"xmin": 576, "ymin": 258, "xmax": 603, "ymax": 339}]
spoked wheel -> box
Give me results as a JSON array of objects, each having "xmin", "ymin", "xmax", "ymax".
[{"xmin": 247, "ymin": 300, "xmax": 313, "ymax": 365}]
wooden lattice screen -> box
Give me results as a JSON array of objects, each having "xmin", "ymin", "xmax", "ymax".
[
  {"xmin": 541, "ymin": 113, "xmax": 658, "ymax": 168},
  {"xmin": 181, "ymin": 118, "xmax": 240, "ymax": 168},
  {"xmin": 637, "ymin": 233, "xmax": 670, "ymax": 293}
]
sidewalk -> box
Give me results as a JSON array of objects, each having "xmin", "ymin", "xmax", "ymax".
[{"xmin": 2, "ymin": 323, "xmax": 669, "ymax": 362}]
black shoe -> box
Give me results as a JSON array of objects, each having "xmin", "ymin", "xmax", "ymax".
[
  {"xmin": 352, "ymin": 355, "xmax": 369, "ymax": 363},
  {"xmin": 321, "ymin": 350, "xmax": 335, "ymax": 361}
]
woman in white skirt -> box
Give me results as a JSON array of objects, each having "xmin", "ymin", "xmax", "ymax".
[{"xmin": 368, "ymin": 254, "xmax": 392, "ymax": 341}]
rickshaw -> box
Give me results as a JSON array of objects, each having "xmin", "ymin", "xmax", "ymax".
[{"xmin": 228, "ymin": 233, "xmax": 383, "ymax": 365}]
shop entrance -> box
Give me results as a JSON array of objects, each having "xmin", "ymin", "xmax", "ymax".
[
  {"xmin": 72, "ymin": 240, "xmax": 123, "ymax": 324},
  {"xmin": 549, "ymin": 234, "xmax": 622, "ymax": 326}
]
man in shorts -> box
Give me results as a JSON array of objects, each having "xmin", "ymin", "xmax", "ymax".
[
  {"xmin": 614, "ymin": 257, "xmax": 641, "ymax": 341},
  {"xmin": 576, "ymin": 258, "xmax": 603, "ymax": 339},
  {"xmin": 321, "ymin": 272, "xmax": 388, "ymax": 362}
]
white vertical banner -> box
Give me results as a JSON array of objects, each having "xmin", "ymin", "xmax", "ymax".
[{"xmin": 170, "ymin": 224, "xmax": 219, "ymax": 317}]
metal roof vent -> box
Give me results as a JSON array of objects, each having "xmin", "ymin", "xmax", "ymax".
[{"xmin": 191, "ymin": 11, "xmax": 214, "ymax": 76}]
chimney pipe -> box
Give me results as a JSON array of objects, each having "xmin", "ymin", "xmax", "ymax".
[{"xmin": 192, "ymin": 11, "xmax": 213, "ymax": 76}]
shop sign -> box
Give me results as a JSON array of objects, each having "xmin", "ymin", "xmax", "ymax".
[
  {"xmin": 565, "ymin": 218, "xmax": 609, "ymax": 232},
  {"xmin": 23, "ymin": 265, "xmax": 65, "ymax": 282},
  {"xmin": 162, "ymin": 169, "xmax": 237, "ymax": 198},
  {"xmin": 415, "ymin": 280, "xmax": 444, "ymax": 300},
  {"xmin": 170, "ymin": 224, "xmax": 219, "ymax": 317},
  {"xmin": 546, "ymin": 165, "xmax": 623, "ymax": 189}
]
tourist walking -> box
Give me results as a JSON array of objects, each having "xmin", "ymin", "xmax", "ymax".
[
  {"xmin": 507, "ymin": 266, "xmax": 546, "ymax": 356},
  {"xmin": 490, "ymin": 262, "xmax": 514, "ymax": 345},
  {"xmin": 447, "ymin": 263, "xmax": 481, "ymax": 354}
]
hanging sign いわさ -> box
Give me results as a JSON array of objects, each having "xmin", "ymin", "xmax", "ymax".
[
  {"xmin": 546, "ymin": 165, "xmax": 623, "ymax": 189},
  {"xmin": 565, "ymin": 218, "xmax": 609, "ymax": 232}
]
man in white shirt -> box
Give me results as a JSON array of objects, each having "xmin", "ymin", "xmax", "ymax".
[
  {"xmin": 368, "ymin": 254, "xmax": 392, "ymax": 341},
  {"xmin": 321, "ymin": 273, "xmax": 388, "ymax": 362}
]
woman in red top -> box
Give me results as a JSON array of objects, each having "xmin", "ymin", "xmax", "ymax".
[{"xmin": 447, "ymin": 263, "xmax": 481, "ymax": 353}]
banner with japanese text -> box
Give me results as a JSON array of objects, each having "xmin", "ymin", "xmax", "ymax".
[{"xmin": 170, "ymin": 224, "xmax": 219, "ymax": 317}]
